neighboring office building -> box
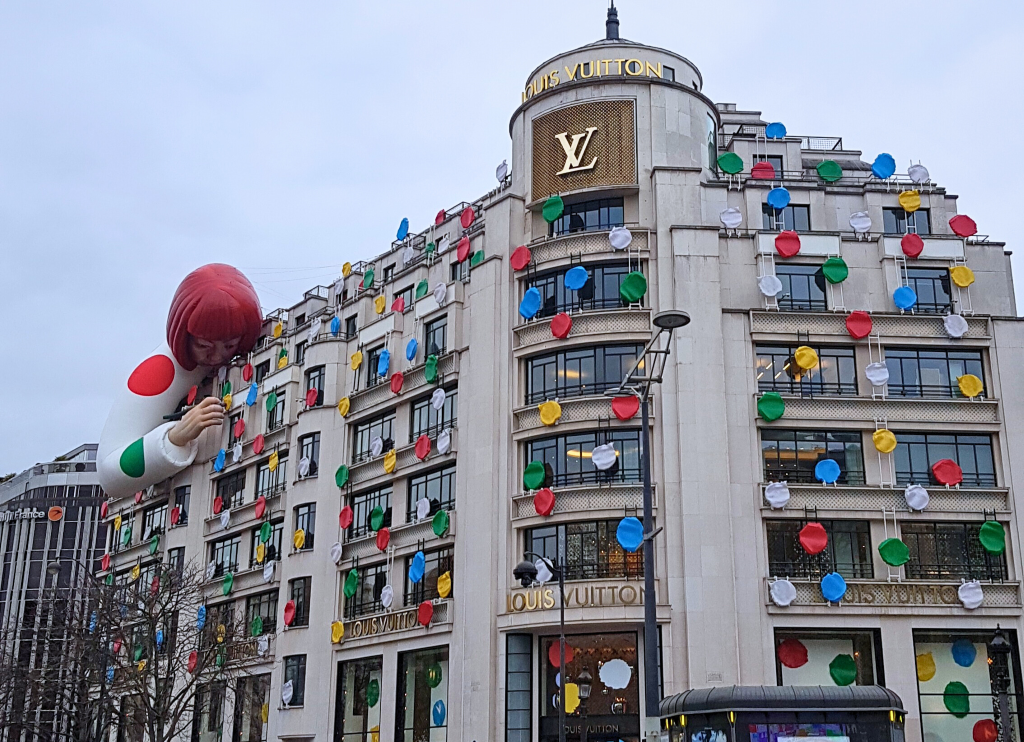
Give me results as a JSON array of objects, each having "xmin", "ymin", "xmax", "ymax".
[
  {"xmin": 0, "ymin": 443, "xmax": 106, "ymax": 741},
  {"xmin": 100, "ymin": 7, "xmax": 1024, "ymax": 742}
]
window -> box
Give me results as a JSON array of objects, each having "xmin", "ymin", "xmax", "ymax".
[
  {"xmin": 228, "ymin": 411, "xmax": 242, "ymax": 444},
  {"xmin": 885, "ymin": 348, "xmax": 984, "ymax": 398},
  {"xmin": 538, "ymin": 633, "xmax": 638, "ymax": 722},
  {"xmin": 294, "ymin": 341, "xmax": 306, "ymax": 366},
  {"xmin": 348, "ymin": 485, "xmax": 392, "ymax": 540},
  {"xmin": 407, "ymin": 466, "xmax": 456, "ymax": 521},
  {"xmin": 395, "ymin": 647, "xmax": 449, "ymax": 742},
  {"xmin": 283, "ymin": 656, "xmax": 307, "ymax": 707},
  {"xmin": 255, "ymin": 452, "xmax": 287, "ymax": 498},
  {"xmin": 410, "ymin": 389, "xmax": 458, "ymax": 440},
  {"xmin": 334, "ymin": 657, "xmax": 383, "ymax": 742},
  {"xmin": 766, "ymin": 519, "xmax": 873, "ymax": 578},
  {"xmin": 254, "ymin": 360, "xmax": 271, "ymax": 385},
  {"xmin": 249, "ymin": 520, "xmax": 283, "ymax": 567},
  {"xmin": 883, "ymin": 207, "xmax": 931, "ymax": 235},
  {"xmin": 914, "ymin": 630, "xmax": 1022, "ymax": 742},
  {"xmin": 705, "ymin": 113, "xmax": 716, "ymax": 171},
  {"xmin": 294, "ymin": 313, "xmax": 306, "ymax": 327},
  {"xmin": 298, "ymin": 433, "xmax": 320, "ymax": 478},
  {"xmin": 353, "ymin": 411, "xmax": 395, "ymax": 463},
  {"xmin": 294, "ymin": 504, "xmax": 316, "ymax": 550},
  {"xmin": 216, "ymin": 470, "xmax": 246, "ymax": 510},
  {"xmin": 530, "ymin": 262, "xmax": 640, "ymax": 318},
  {"xmin": 245, "ymin": 591, "xmax": 279, "ymax": 635},
  {"xmin": 365, "ymin": 346, "xmax": 386, "ymax": 387},
  {"xmin": 382, "ymin": 264, "xmax": 395, "ymax": 283},
  {"xmin": 525, "ymin": 430, "xmax": 642, "ymax": 487},
  {"xmin": 338, "ymin": 286, "xmax": 349, "ymax": 305},
  {"xmin": 405, "ymin": 547, "xmax": 453, "ymax": 605},
  {"xmin": 344, "ymin": 315, "xmax": 358, "ymax": 338},
  {"xmin": 755, "ymin": 345, "xmax": 856, "ymax": 396},
  {"xmin": 266, "ymin": 392, "xmax": 286, "ymax": 431},
  {"xmin": 289, "ymin": 577, "xmax": 311, "ymax": 627},
  {"xmin": 210, "ymin": 535, "xmax": 242, "ymax": 577},
  {"xmin": 775, "ymin": 264, "xmax": 827, "ymax": 311},
  {"xmin": 526, "ymin": 520, "xmax": 643, "ymax": 581},
  {"xmin": 424, "ymin": 315, "xmax": 448, "ymax": 356},
  {"xmin": 167, "ymin": 547, "xmax": 185, "ymax": 575},
  {"xmin": 173, "ymin": 486, "xmax": 190, "ymax": 526},
  {"xmin": 902, "ymin": 522, "xmax": 1008, "ymax": 581},
  {"xmin": 894, "ymin": 433, "xmax": 995, "ymax": 487},
  {"xmin": 505, "ymin": 635, "xmax": 532, "ymax": 742},
  {"xmin": 904, "ymin": 268, "xmax": 953, "ymax": 314},
  {"xmin": 394, "ymin": 285, "xmax": 413, "ymax": 310},
  {"xmin": 753, "ymin": 154, "xmax": 785, "ymax": 177},
  {"xmin": 450, "ymin": 261, "xmax": 468, "ymax": 281},
  {"xmin": 761, "ymin": 429, "xmax": 865, "ymax": 485},
  {"xmin": 305, "ymin": 366, "xmax": 325, "ymax": 407},
  {"xmin": 344, "ymin": 562, "xmax": 388, "ymax": 618},
  {"xmin": 142, "ymin": 503, "xmax": 168, "ymax": 539},
  {"xmin": 664, "ymin": 65, "xmax": 676, "ymax": 82},
  {"xmin": 233, "ymin": 674, "xmax": 271, "ymax": 742},
  {"xmin": 548, "ymin": 198, "xmax": 624, "ymax": 237},
  {"xmin": 773, "ymin": 629, "xmax": 882, "ymax": 686},
  {"xmin": 526, "ymin": 345, "xmax": 644, "ymax": 403},
  {"xmin": 762, "ymin": 203, "xmax": 810, "ymax": 232}
]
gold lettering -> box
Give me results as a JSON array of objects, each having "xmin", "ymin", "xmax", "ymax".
[
  {"xmin": 564, "ymin": 63, "xmax": 579, "ymax": 81},
  {"xmin": 580, "ymin": 61, "xmax": 595, "ymax": 79},
  {"xmin": 620, "ymin": 585, "xmax": 638, "ymax": 604},
  {"xmin": 543, "ymin": 588, "xmax": 555, "ymax": 609},
  {"xmin": 602, "ymin": 59, "xmax": 612, "ymax": 75},
  {"xmin": 646, "ymin": 61, "xmax": 663, "ymax": 78},
  {"xmin": 525, "ymin": 589, "xmax": 539, "ymax": 611},
  {"xmin": 550, "ymin": 69, "xmax": 560, "ymax": 86},
  {"xmin": 614, "ymin": 58, "xmax": 626, "ymax": 74},
  {"xmin": 555, "ymin": 127, "xmax": 598, "ymax": 175},
  {"xmin": 625, "ymin": 59, "xmax": 643, "ymax": 76},
  {"xmin": 511, "ymin": 592, "xmax": 526, "ymax": 612}
]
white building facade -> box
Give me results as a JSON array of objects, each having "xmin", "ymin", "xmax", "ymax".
[{"xmin": 99, "ymin": 10, "xmax": 1024, "ymax": 742}]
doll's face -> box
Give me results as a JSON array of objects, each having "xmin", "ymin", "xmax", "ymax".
[{"xmin": 188, "ymin": 336, "xmax": 241, "ymax": 367}]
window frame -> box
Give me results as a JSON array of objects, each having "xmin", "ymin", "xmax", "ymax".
[
  {"xmin": 547, "ymin": 197, "xmax": 624, "ymax": 237},
  {"xmin": 902, "ymin": 521, "xmax": 1008, "ymax": 581},
  {"xmin": 173, "ymin": 485, "xmax": 190, "ymax": 526},
  {"xmin": 216, "ymin": 470, "xmax": 246, "ymax": 510},
  {"xmin": 884, "ymin": 347, "xmax": 985, "ymax": 398},
  {"xmin": 525, "ymin": 429, "xmax": 642, "ymax": 488},
  {"xmin": 297, "ymin": 432, "xmax": 320, "ymax": 478},
  {"xmin": 761, "ymin": 203, "xmax": 810, "ymax": 232},
  {"xmin": 527, "ymin": 261, "xmax": 642, "ymax": 319},
  {"xmin": 525, "ymin": 344, "xmax": 645, "ymax": 404},
  {"xmin": 525, "ymin": 520, "xmax": 644, "ymax": 581},
  {"xmin": 282, "ymin": 655, "xmax": 307, "ymax": 707},
  {"xmin": 210, "ymin": 535, "xmax": 242, "ymax": 576},
  {"xmin": 766, "ymin": 519, "xmax": 874, "ymax": 579},
  {"xmin": 406, "ymin": 466, "xmax": 456, "ymax": 521},
  {"xmin": 754, "ymin": 344, "xmax": 857, "ymax": 396},
  {"xmin": 761, "ymin": 429, "xmax": 866, "ymax": 485},
  {"xmin": 288, "ymin": 577, "xmax": 311, "ymax": 627},
  {"xmin": 774, "ymin": 263, "xmax": 827, "ymax": 312},
  {"xmin": 347, "ymin": 485, "xmax": 393, "ymax": 541},
  {"xmin": 404, "ymin": 547, "xmax": 454, "ymax": 606},
  {"xmin": 255, "ymin": 452, "xmax": 288, "ymax": 498},
  {"xmin": 352, "ymin": 411, "xmax": 396, "ymax": 463},
  {"xmin": 904, "ymin": 267, "xmax": 953, "ymax": 314},
  {"xmin": 294, "ymin": 503, "xmax": 316, "ymax": 551},
  {"xmin": 344, "ymin": 562, "xmax": 389, "ymax": 619},
  {"xmin": 305, "ymin": 366, "xmax": 325, "ymax": 407},
  {"xmin": 883, "ymin": 207, "xmax": 931, "ymax": 235},
  {"xmin": 410, "ymin": 388, "xmax": 458, "ymax": 441},
  {"xmin": 894, "ymin": 432, "xmax": 996, "ymax": 487}
]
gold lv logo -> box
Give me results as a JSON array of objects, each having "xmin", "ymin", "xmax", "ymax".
[{"xmin": 555, "ymin": 126, "xmax": 598, "ymax": 175}]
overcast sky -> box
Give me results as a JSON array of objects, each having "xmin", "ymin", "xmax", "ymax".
[{"xmin": 1, "ymin": 1, "xmax": 1021, "ymax": 474}]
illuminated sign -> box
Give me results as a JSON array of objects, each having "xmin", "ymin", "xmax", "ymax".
[
  {"xmin": 0, "ymin": 509, "xmax": 48, "ymax": 523},
  {"xmin": 506, "ymin": 581, "xmax": 648, "ymax": 613},
  {"xmin": 522, "ymin": 58, "xmax": 667, "ymax": 102}
]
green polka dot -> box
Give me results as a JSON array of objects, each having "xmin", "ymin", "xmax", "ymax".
[
  {"xmin": 470, "ymin": 250, "xmax": 484, "ymax": 267},
  {"xmin": 542, "ymin": 195, "xmax": 564, "ymax": 224},
  {"xmin": 425, "ymin": 355, "xmax": 439, "ymax": 384},
  {"xmin": 717, "ymin": 152, "xmax": 744, "ymax": 175},
  {"xmin": 119, "ymin": 438, "xmax": 146, "ymax": 478},
  {"xmin": 817, "ymin": 160, "xmax": 844, "ymax": 183},
  {"xmin": 943, "ymin": 681, "xmax": 970, "ymax": 717},
  {"xmin": 415, "ymin": 280, "xmax": 429, "ymax": 299}
]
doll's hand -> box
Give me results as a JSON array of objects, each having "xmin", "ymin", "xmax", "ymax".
[{"xmin": 168, "ymin": 397, "xmax": 224, "ymax": 447}]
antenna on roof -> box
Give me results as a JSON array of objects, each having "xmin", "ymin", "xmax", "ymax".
[{"xmin": 606, "ymin": 0, "xmax": 620, "ymax": 40}]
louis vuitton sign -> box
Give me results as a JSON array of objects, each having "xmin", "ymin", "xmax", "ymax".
[{"xmin": 507, "ymin": 581, "xmax": 648, "ymax": 613}]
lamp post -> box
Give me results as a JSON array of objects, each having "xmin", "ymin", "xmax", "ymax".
[
  {"xmin": 990, "ymin": 625, "xmax": 1013, "ymax": 742},
  {"xmin": 608, "ymin": 309, "xmax": 691, "ymax": 736},
  {"xmin": 514, "ymin": 552, "xmax": 567, "ymax": 742},
  {"xmin": 577, "ymin": 667, "xmax": 593, "ymax": 742}
]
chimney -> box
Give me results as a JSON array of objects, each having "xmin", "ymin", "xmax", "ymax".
[{"xmin": 606, "ymin": 1, "xmax": 620, "ymax": 40}]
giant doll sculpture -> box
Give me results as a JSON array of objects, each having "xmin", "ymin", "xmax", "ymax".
[{"xmin": 97, "ymin": 264, "xmax": 263, "ymax": 498}]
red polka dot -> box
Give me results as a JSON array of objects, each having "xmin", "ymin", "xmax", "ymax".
[{"xmin": 127, "ymin": 355, "xmax": 175, "ymax": 396}]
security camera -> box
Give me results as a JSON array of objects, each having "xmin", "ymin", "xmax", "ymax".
[{"xmin": 512, "ymin": 559, "xmax": 538, "ymax": 588}]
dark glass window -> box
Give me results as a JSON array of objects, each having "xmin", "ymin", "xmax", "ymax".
[
  {"xmin": 451, "ymin": 261, "xmax": 468, "ymax": 282},
  {"xmin": 348, "ymin": 485, "xmax": 392, "ymax": 540},
  {"xmin": 345, "ymin": 562, "xmax": 388, "ymax": 619},
  {"xmin": 395, "ymin": 285, "xmax": 413, "ymax": 310},
  {"xmin": 365, "ymin": 346, "xmax": 386, "ymax": 388},
  {"xmin": 761, "ymin": 429, "xmax": 865, "ymax": 485},
  {"xmin": 883, "ymin": 207, "xmax": 931, "ymax": 235},
  {"xmin": 753, "ymin": 154, "xmax": 784, "ymax": 177},
  {"xmin": 885, "ymin": 348, "xmax": 984, "ymax": 398},
  {"xmin": 255, "ymin": 452, "xmax": 288, "ymax": 498},
  {"xmin": 210, "ymin": 535, "xmax": 241, "ymax": 576},
  {"xmin": 525, "ymin": 520, "xmax": 644, "ymax": 581},
  {"xmin": 294, "ymin": 341, "xmax": 306, "ymax": 366},
  {"xmin": 395, "ymin": 647, "xmax": 449, "ymax": 742},
  {"xmin": 167, "ymin": 547, "xmax": 185, "ymax": 575},
  {"xmin": 266, "ymin": 392, "xmax": 286, "ymax": 431},
  {"xmin": 234, "ymin": 674, "xmax": 271, "ymax": 742},
  {"xmin": 905, "ymin": 268, "xmax": 953, "ymax": 314},
  {"xmin": 530, "ymin": 262, "xmax": 641, "ymax": 319},
  {"xmin": 298, "ymin": 433, "xmax": 320, "ymax": 478},
  {"xmin": 775, "ymin": 264, "xmax": 827, "ymax": 311},
  {"xmin": 283, "ymin": 655, "xmax": 306, "ymax": 706},
  {"xmin": 525, "ymin": 345, "xmax": 644, "ymax": 404},
  {"xmin": 407, "ymin": 466, "xmax": 456, "ymax": 521},
  {"xmin": 755, "ymin": 345, "xmax": 856, "ymax": 396},
  {"xmin": 505, "ymin": 635, "xmax": 532, "ymax": 742},
  {"xmin": 903, "ymin": 522, "xmax": 1008, "ymax": 580},
  {"xmin": 382, "ymin": 264, "xmax": 395, "ymax": 284},
  {"xmin": 766, "ymin": 519, "xmax": 873, "ymax": 578},
  {"xmin": 894, "ymin": 433, "xmax": 995, "ymax": 487},
  {"xmin": 762, "ymin": 204, "xmax": 810, "ymax": 232},
  {"xmin": 344, "ymin": 315, "xmax": 358, "ymax": 338},
  {"xmin": 289, "ymin": 577, "xmax": 311, "ymax": 627},
  {"xmin": 142, "ymin": 503, "xmax": 167, "ymax": 539},
  {"xmin": 405, "ymin": 547, "xmax": 454, "ymax": 606},
  {"xmin": 294, "ymin": 504, "xmax": 316, "ymax": 550},
  {"xmin": 173, "ymin": 486, "xmax": 190, "ymax": 526},
  {"xmin": 352, "ymin": 411, "xmax": 395, "ymax": 463},
  {"xmin": 548, "ymin": 198, "xmax": 624, "ymax": 237},
  {"xmin": 425, "ymin": 315, "xmax": 448, "ymax": 356},
  {"xmin": 334, "ymin": 657, "xmax": 383, "ymax": 742},
  {"xmin": 249, "ymin": 520, "xmax": 282, "ymax": 567},
  {"xmin": 305, "ymin": 366, "xmax": 325, "ymax": 407},
  {"xmin": 216, "ymin": 470, "xmax": 246, "ymax": 510},
  {"xmin": 526, "ymin": 430, "xmax": 642, "ymax": 487},
  {"xmin": 410, "ymin": 389, "xmax": 457, "ymax": 441},
  {"xmin": 294, "ymin": 313, "xmax": 306, "ymax": 327},
  {"xmin": 245, "ymin": 590, "xmax": 279, "ymax": 635},
  {"xmin": 254, "ymin": 360, "xmax": 270, "ymax": 385}
]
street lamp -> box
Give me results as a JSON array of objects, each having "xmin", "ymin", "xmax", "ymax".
[
  {"xmin": 514, "ymin": 552, "xmax": 567, "ymax": 742},
  {"xmin": 608, "ymin": 308, "xmax": 690, "ymax": 735},
  {"xmin": 990, "ymin": 626, "xmax": 1013, "ymax": 742},
  {"xmin": 577, "ymin": 667, "xmax": 593, "ymax": 742}
]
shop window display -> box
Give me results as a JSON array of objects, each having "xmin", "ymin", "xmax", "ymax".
[
  {"xmin": 774, "ymin": 629, "xmax": 882, "ymax": 687},
  {"xmin": 334, "ymin": 656, "xmax": 383, "ymax": 742},
  {"xmin": 395, "ymin": 646, "xmax": 449, "ymax": 742}
]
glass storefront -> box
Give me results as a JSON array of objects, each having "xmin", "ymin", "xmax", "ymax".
[
  {"xmin": 773, "ymin": 629, "xmax": 883, "ymax": 686},
  {"xmin": 396, "ymin": 646, "xmax": 449, "ymax": 742},
  {"xmin": 334, "ymin": 657, "xmax": 383, "ymax": 742},
  {"xmin": 914, "ymin": 630, "xmax": 1022, "ymax": 742},
  {"xmin": 539, "ymin": 632, "xmax": 641, "ymax": 742}
]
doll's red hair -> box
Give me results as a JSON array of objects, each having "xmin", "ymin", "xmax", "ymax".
[{"xmin": 166, "ymin": 264, "xmax": 263, "ymax": 370}]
